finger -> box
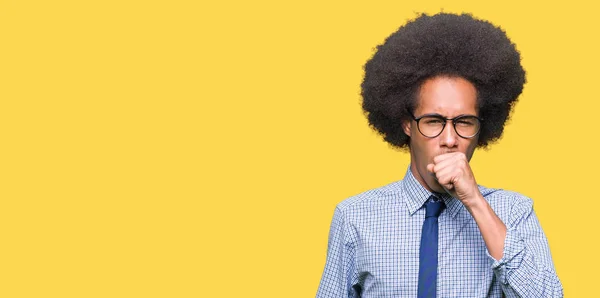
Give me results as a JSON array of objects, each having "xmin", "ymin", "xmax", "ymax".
[
  {"xmin": 437, "ymin": 174, "xmax": 455, "ymax": 192},
  {"xmin": 427, "ymin": 163, "xmax": 435, "ymax": 173},
  {"xmin": 433, "ymin": 152, "xmax": 463, "ymax": 164},
  {"xmin": 435, "ymin": 166, "xmax": 462, "ymax": 187},
  {"xmin": 432, "ymin": 153, "xmax": 452, "ymax": 164},
  {"xmin": 442, "ymin": 183, "xmax": 454, "ymax": 191},
  {"xmin": 432, "ymin": 153, "xmax": 464, "ymax": 174},
  {"xmin": 440, "ymin": 184, "xmax": 455, "ymax": 198}
]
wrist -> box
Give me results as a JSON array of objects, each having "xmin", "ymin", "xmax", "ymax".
[{"xmin": 463, "ymin": 192, "xmax": 488, "ymax": 214}]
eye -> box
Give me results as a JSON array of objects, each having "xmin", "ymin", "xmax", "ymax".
[
  {"xmin": 456, "ymin": 120, "xmax": 474, "ymax": 126},
  {"xmin": 423, "ymin": 118, "xmax": 444, "ymax": 125},
  {"xmin": 455, "ymin": 116, "xmax": 480, "ymax": 127}
]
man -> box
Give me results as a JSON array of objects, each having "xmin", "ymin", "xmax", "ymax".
[{"xmin": 316, "ymin": 12, "xmax": 563, "ymax": 297}]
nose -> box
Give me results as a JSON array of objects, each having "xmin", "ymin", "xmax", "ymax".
[{"xmin": 439, "ymin": 120, "xmax": 458, "ymax": 148}]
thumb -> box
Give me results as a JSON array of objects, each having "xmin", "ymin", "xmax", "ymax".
[{"xmin": 427, "ymin": 163, "xmax": 435, "ymax": 173}]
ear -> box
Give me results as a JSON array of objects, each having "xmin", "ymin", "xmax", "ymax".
[{"xmin": 402, "ymin": 119, "xmax": 411, "ymax": 137}]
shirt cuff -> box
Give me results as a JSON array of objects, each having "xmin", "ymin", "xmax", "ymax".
[{"xmin": 486, "ymin": 227, "xmax": 526, "ymax": 284}]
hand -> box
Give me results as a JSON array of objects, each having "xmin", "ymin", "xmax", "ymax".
[{"xmin": 426, "ymin": 152, "xmax": 482, "ymax": 207}]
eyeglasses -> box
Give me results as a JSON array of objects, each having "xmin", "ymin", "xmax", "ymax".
[{"xmin": 409, "ymin": 112, "xmax": 483, "ymax": 139}]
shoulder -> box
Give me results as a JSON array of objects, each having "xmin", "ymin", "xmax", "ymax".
[
  {"xmin": 480, "ymin": 186, "xmax": 533, "ymax": 206},
  {"xmin": 478, "ymin": 185, "xmax": 535, "ymax": 222},
  {"xmin": 335, "ymin": 179, "xmax": 405, "ymax": 213}
]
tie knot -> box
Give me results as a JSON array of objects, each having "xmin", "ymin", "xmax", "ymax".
[{"xmin": 425, "ymin": 198, "xmax": 445, "ymax": 218}]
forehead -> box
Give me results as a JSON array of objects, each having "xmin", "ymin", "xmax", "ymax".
[{"xmin": 415, "ymin": 76, "xmax": 478, "ymax": 117}]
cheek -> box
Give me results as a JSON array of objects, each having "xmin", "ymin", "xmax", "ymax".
[
  {"xmin": 412, "ymin": 136, "xmax": 437, "ymax": 162},
  {"xmin": 463, "ymin": 139, "xmax": 478, "ymax": 159}
]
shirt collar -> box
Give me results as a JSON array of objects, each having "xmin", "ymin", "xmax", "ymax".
[{"xmin": 402, "ymin": 165, "xmax": 464, "ymax": 218}]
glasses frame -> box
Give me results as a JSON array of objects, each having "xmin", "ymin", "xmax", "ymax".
[{"xmin": 408, "ymin": 111, "xmax": 483, "ymax": 139}]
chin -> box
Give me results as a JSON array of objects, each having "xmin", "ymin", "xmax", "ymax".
[
  {"xmin": 425, "ymin": 179, "xmax": 445, "ymax": 194},
  {"xmin": 430, "ymin": 184, "xmax": 445, "ymax": 194}
]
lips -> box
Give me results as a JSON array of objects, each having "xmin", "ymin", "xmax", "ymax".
[{"xmin": 438, "ymin": 151, "xmax": 457, "ymax": 155}]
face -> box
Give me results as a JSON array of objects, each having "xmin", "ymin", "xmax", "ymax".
[{"xmin": 402, "ymin": 76, "xmax": 480, "ymax": 193}]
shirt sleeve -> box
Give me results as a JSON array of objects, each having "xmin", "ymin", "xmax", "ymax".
[
  {"xmin": 486, "ymin": 199, "xmax": 564, "ymax": 297},
  {"xmin": 316, "ymin": 206, "xmax": 358, "ymax": 298}
]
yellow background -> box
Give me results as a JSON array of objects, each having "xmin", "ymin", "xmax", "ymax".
[{"xmin": 1, "ymin": 0, "xmax": 598, "ymax": 297}]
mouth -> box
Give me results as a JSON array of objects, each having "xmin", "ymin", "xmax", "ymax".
[{"xmin": 439, "ymin": 150, "xmax": 458, "ymax": 155}]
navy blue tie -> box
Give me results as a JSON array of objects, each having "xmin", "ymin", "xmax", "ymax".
[{"xmin": 417, "ymin": 197, "xmax": 446, "ymax": 298}]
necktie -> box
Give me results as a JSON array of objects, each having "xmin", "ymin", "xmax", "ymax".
[{"xmin": 417, "ymin": 197, "xmax": 446, "ymax": 298}]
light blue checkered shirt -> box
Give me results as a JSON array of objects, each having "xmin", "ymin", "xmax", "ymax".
[{"xmin": 316, "ymin": 167, "xmax": 563, "ymax": 297}]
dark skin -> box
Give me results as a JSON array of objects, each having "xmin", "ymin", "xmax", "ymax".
[{"xmin": 402, "ymin": 76, "xmax": 507, "ymax": 260}]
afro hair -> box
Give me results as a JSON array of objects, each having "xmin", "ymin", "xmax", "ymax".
[{"xmin": 361, "ymin": 12, "xmax": 526, "ymax": 150}]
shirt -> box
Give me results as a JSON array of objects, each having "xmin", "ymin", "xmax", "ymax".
[{"xmin": 316, "ymin": 166, "xmax": 563, "ymax": 297}]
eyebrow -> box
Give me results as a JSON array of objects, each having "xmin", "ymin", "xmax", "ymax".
[{"xmin": 417, "ymin": 113, "xmax": 478, "ymax": 118}]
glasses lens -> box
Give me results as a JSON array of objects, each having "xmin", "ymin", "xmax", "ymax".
[
  {"xmin": 418, "ymin": 116, "xmax": 445, "ymax": 137},
  {"xmin": 454, "ymin": 116, "xmax": 480, "ymax": 138}
]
